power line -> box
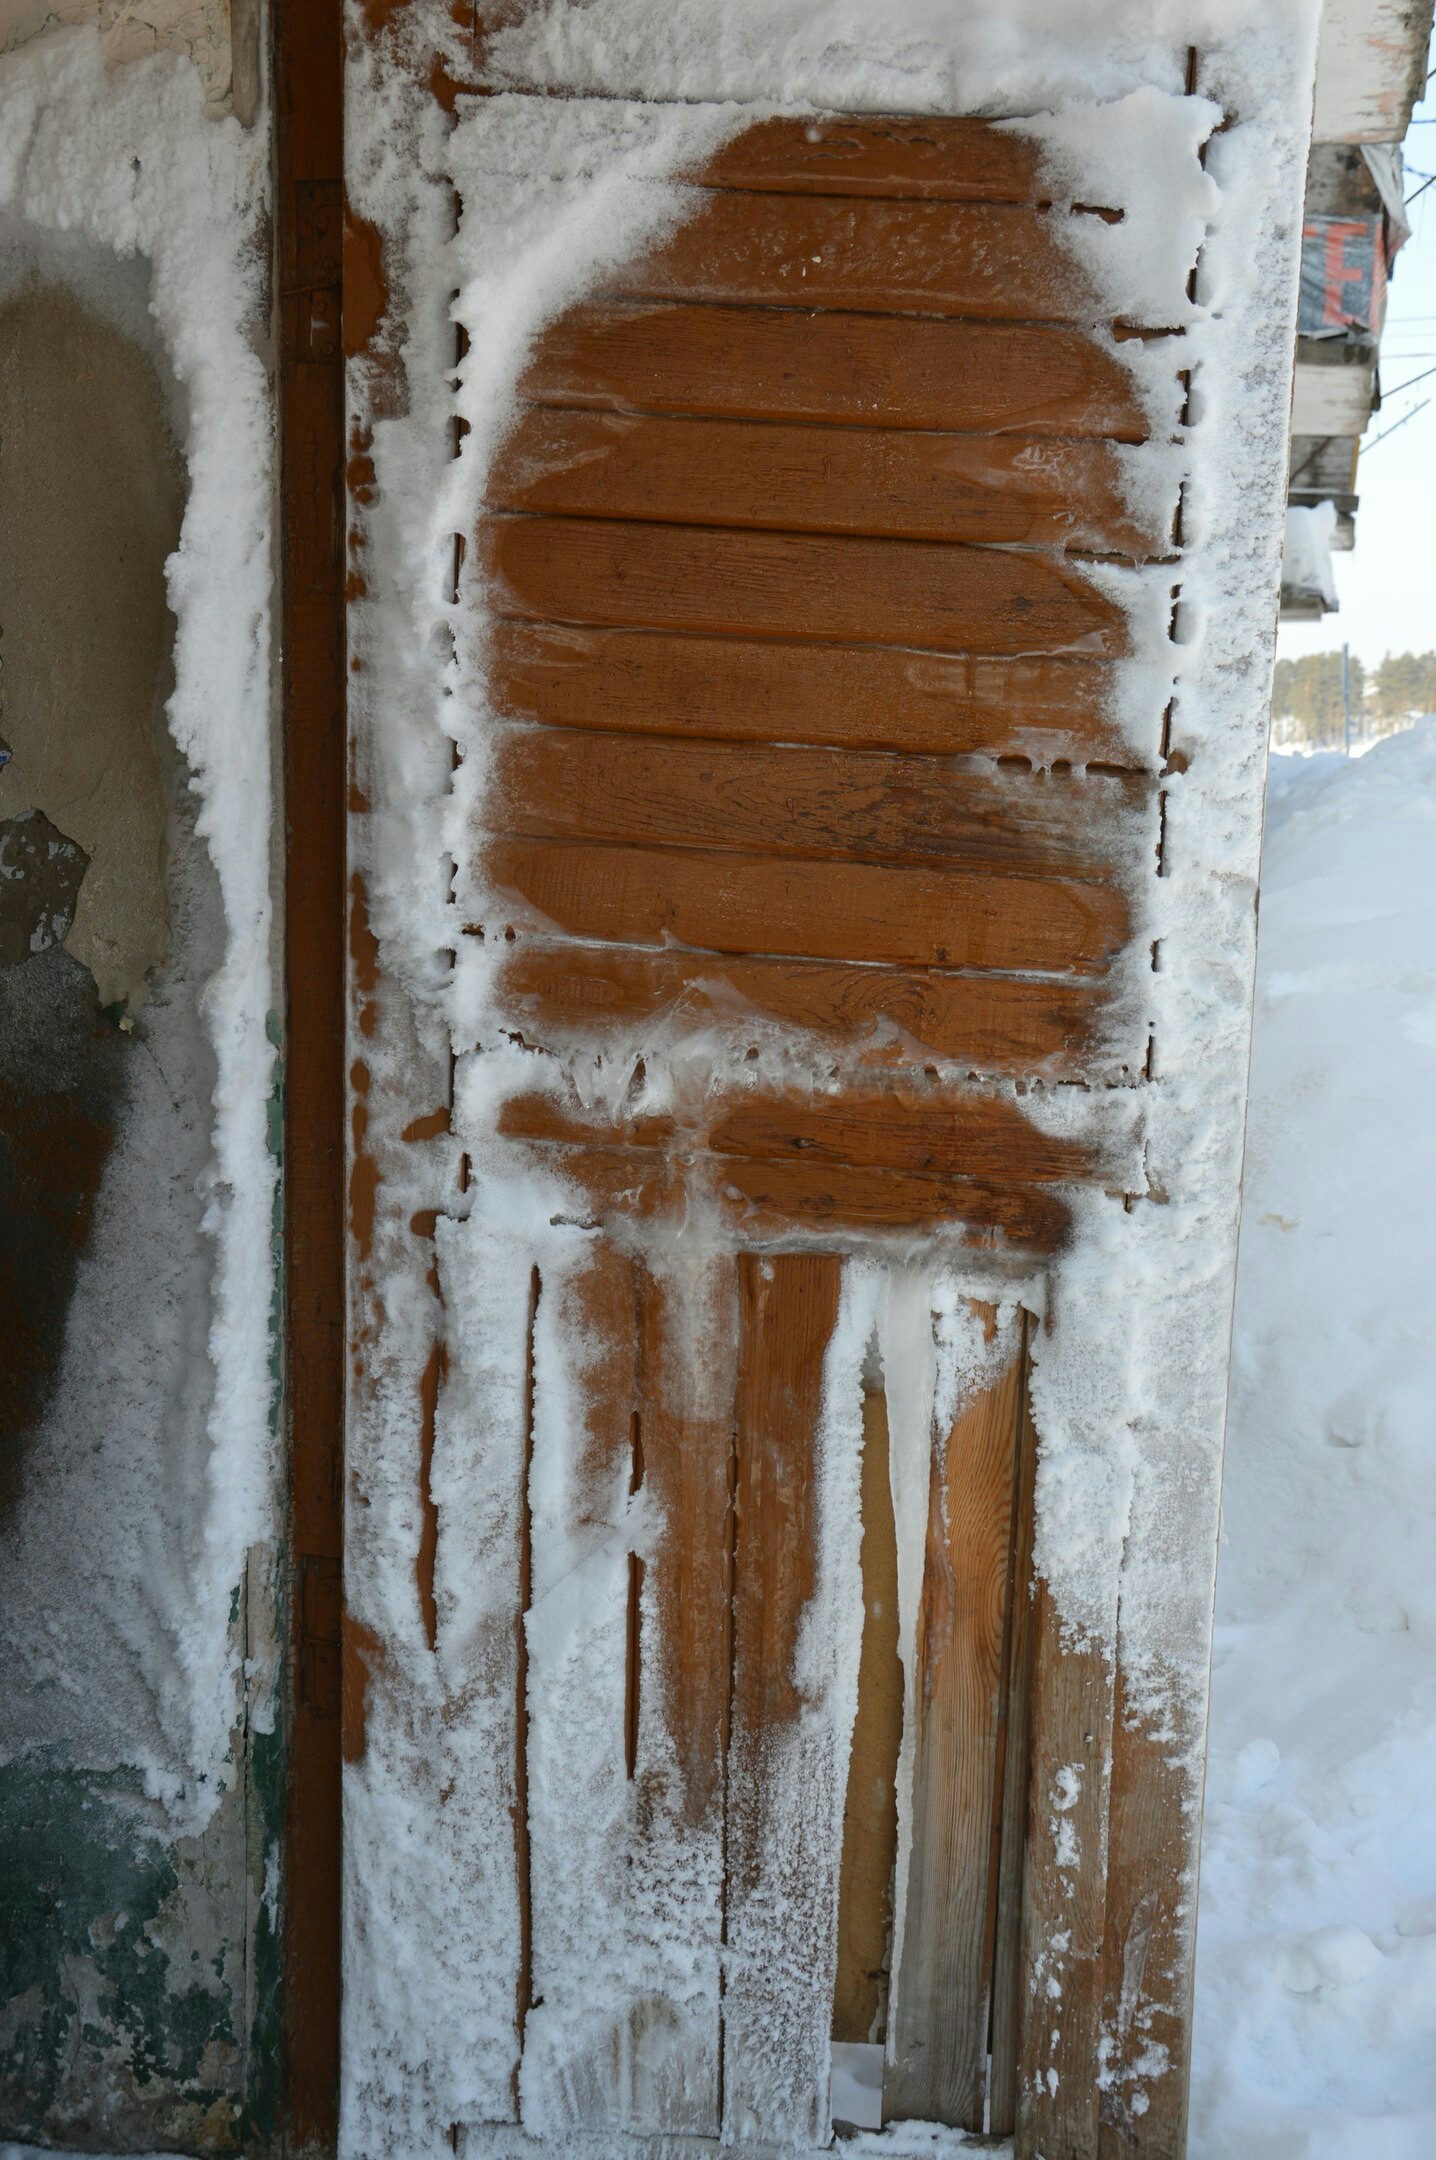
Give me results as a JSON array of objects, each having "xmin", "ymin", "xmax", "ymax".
[
  {"xmin": 1382, "ymin": 360, "xmax": 1436, "ymax": 394},
  {"xmin": 1361, "ymin": 396, "xmax": 1431, "ymax": 452}
]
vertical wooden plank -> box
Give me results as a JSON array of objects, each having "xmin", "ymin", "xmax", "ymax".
[
  {"xmin": 988, "ymin": 1349, "xmax": 1039, "ymax": 2135},
  {"xmin": 1015, "ymin": 1573, "xmax": 1117, "ymax": 2160},
  {"xmin": 833, "ymin": 1383, "xmax": 903, "ymax": 2049},
  {"xmin": 518, "ymin": 1239, "xmax": 639, "ymax": 2131},
  {"xmin": 885, "ymin": 1304, "xmax": 1025, "ymax": 2132},
  {"xmin": 276, "ymin": 0, "xmax": 344, "ymax": 2145},
  {"xmin": 627, "ymin": 1253, "xmax": 738, "ymax": 2132},
  {"xmin": 723, "ymin": 1251, "xmax": 849, "ymax": 2147},
  {"xmin": 518, "ymin": 1244, "xmax": 736, "ymax": 2140},
  {"xmin": 1095, "ymin": 1669, "xmax": 1202, "ymax": 2158}
]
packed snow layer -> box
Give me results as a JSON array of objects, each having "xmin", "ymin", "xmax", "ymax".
[
  {"xmin": 1192, "ymin": 728, "xmax": 1436, "ymax": 2159},
  {"xmin": 0, "ymin": 31, "xmax": 273, "ymax": 1828}
]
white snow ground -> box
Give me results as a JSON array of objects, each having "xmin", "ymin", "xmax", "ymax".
[{"xmin": 1190, "ymin": 722, "xmax": 1436, "ymax": 2159}]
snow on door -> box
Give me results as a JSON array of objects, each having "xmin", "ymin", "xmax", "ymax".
[{"xmin": 333, "ymin": 8, "xmax": 1316, "ymax": 2157}]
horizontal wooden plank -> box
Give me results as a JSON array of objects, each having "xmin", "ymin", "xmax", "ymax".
[
  {"xmin": 688, "ymin": 117, "xmax": 1046, "ymax": 204},
  {"xmin": 481, "ymin": 517, "xmax": 1125, "ymax": 657},
  {"xmin": 494, "ymin": 1083, "xmax": 1104, "ymax": 1184},
  {"xmin": 493, "ymin": 943, "xmax": 1135, "ymax": 1073},
  {"xmin": 481, "ymin": 839, "xmax": 1129, "ymax": 975},
  {"xmin": 521, "ymin": 303, "xmax": 1157, "ymax": 440},
  {"xmin": 613, "ymin": 194, "xmax": 1098, "ymax": 321},
  {"xmin": 502, "ymin": 1137, "xmax": 1070, "ymax": 1251},
  {"xmin": 483, "ymin": 625, "xmax": 1154, "ymax": 767},
  {"xmin": 485, "ymin": 725, "xmax": 1151, "ymax": 880},
  {"xmin": 488, "ymin": 409, "xmax": 1170, "ymax": 556}
]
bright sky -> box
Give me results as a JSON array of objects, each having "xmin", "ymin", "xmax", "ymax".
[{"xmin": 1277, "ymin": 57, "xmax": 1436, "ymax": 672}]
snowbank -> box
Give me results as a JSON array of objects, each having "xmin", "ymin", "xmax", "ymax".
[{"xmin": 1192, "ymin": 725, "xmax": 1436, "ymax": 2157}]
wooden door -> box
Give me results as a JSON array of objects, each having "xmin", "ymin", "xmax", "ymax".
[{"xmin": 310, "ymin": 9, "xmax": 1310, "ymax": 2158}]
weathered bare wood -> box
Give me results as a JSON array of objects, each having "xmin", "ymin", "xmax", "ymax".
[
  {"xmin": 1095, "ymin": 1665, "xmax": 1201, "ymax": 2158},
  {"xmin": 1015, "ymin": 1576, "xmax": 1117, "ymax": 2159},
  {"xmin": 988, "ymin": 1357, "xmax": 1040, "ymax": 2135},
  {"xmin": 833, "ymin": 1384, "xmax": 904, "ymax": 2048},
  {"xmin": 886, "ymin": 1307, "xmax": 1026, "ymax": 2131}
]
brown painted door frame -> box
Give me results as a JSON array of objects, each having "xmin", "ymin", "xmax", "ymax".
[{"xmin": 276, "ymin": 0, "xmax": 346, "ymax": 2148}]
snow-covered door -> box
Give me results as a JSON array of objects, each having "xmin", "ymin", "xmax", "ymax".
[{"xmin": 332, "ymin": 9, "xmax": 1313, "ymax": 2158}]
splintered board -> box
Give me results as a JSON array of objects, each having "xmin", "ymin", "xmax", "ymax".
[{"xmin": 343, "ymin": 45, "xmax": 1209, "ymax": 2160}]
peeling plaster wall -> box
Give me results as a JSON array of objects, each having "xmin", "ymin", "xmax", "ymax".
[
  {"xmin": 0, "ymin": 0, "xmax": 259, "ymax": 122},
  {"xmin": 0, "ymin": 266, "xmax": 275, "ymax": 2154}
]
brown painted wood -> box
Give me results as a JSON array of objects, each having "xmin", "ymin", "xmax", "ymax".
[
  {"xmin": 485, "ymin": 726, "xmax": 1151, "ymax": 882},
  {"xmin": 483, "ymin": 625, "xmax": 1154, "ymax": 768},
  {"xmin": 277, "ymin": 0, "xmax": 345, "ymax": 2142},
  {"xmin": 833, "ymin": 1384, "xmax": 903, "ymax": 2050},
  {"xmin": 688, "ymin": 116, "xmax": 1047, "ymax": 204},
  {"xmin": 886, "ymin": 1307, "xmax": 1026, "ymax": 2132},
  {"xmin": 723, "ymin": 1252, "xmax": 845, "ymax": 2142},
  {"xmin": 612, "ymin": 194, "xmax": 1097, "ymax": 321},
  {"xmin": 482, "ymin": 839, "xmax": 1130, "ymax": 976},
  {"xmin": 988, "ymin": 1365, "xmax": 1041, "ymax": 2136},
  {"xmin": 488, "ymin": 410, "xmax": 1170, "ymax": 557},
  {"xmin": 1016, "ymin": 1577, "xmax": 1117, "ymax": 2160},
  {"xmin": 483, "ymin": 516, "xmax": 1126, "ymax": 657},
  {"xmin": 494, "ymin": 943, "xmax": 1136, "ymax": 1075},
  {"xmin": 503, "ymin": 1137, "xmax": 1069, "ymax": 1253},
  {"xmin": 495, "ymin": 1083, "xmax": 1104, "ymax": 1185},
  {"xmin": 521, "ymin": 302, "xmax": 1158, "ymax": 440}
]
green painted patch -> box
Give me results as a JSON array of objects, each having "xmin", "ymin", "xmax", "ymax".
[{"xmin": 0, "ymin": 1759, "xmax": 240, "ymax": 2145}]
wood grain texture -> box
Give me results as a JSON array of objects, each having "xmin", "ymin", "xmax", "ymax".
[
  {"xmin": 482, "ymin": 838, "xmax": 1131, "ymax": 976},
  {"xmin": 886, "ymin": 1309, "xmax": 1026, "ymax": 2132},
  {"xmin": 482, "ymin": 516, "xmax": 1126, "ymax": 657},
  {"xmin": 1095, "ymin": 1666, "xmax": 1201, "ymax": 2158},
  {"xmin": 521, "ymin": 1240, "xmax": 649, "ymax": 2132},
  {"xmin": 612, "ymin": 194, "xmax": 1097, "ymax": 321},
  {"xmin": 624, "ymin": 1253, "xmax": 739, "ymax": 2132},
  {"xmin": 833, "ymin": 1385, "xmax": 903, "ymax": 2049},
  {"xmin": 499, "ymin": 1137, "xmax": 1070, "ymax": 1254},
  {"xmin": 483, "ymin": 625, "xmax": 1154, "ymax": 768},
  {"xmin": 1016, "ymin": 1578, "xmax": 1117, "ymax": 2160},
  {"xmin": 988, "ymin": 1372, "xmax": 1041, "ymax": 2137},
  {"xmin": 485, "ymin": 725, "xmax": 1150, "ymax": 882},
  {"xmin": 723, "ymin": 1253, "xmax": 845, "ymax": 2144},
  {"xmin": 521, "ymin": 302, "xmax": 1159, "ymax": 440},
  {"xmin": 488, "ymin": 409, "xmax": 1170, "ymax": 556},
  {"xmin": 494, "ymin": 1079, "xmax": 1105, "ymax": 1186},
  {"xmin": 493, "ymin": 943, "xmax": 1138, "ymax": 1075},
  {"xmin": 688, "ymin": 116, "xmax": 1048, "ymax": 203},
  {"xmin": 636, "ymin": 1257, "xmax": 738, "ymax": 1832}
]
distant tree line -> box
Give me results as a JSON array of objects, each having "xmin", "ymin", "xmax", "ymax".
[{"xmin": 1270, "ymin": 651, "xmax": 1436, "ymax": 749}]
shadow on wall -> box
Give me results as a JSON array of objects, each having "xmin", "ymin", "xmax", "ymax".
[
  {"xmin": 0, "ymin": 268, "xmax": 263, "ymax": 2154},
  {"xmin": 0, "ymin": 277, "xmax": 182, "ymax": 1497}
]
